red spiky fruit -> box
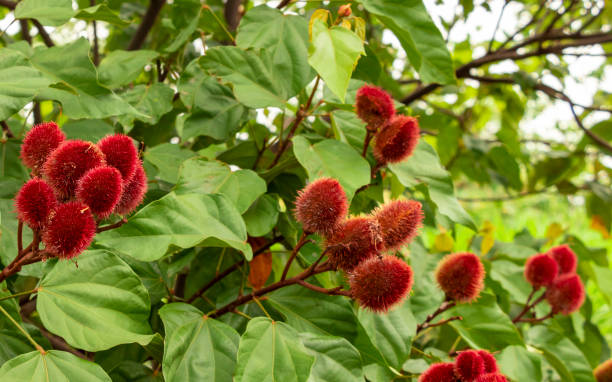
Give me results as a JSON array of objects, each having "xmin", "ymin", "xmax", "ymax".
[
  {"xmin": 355, "ymin": 85, "xmax": 395, "ymax": 131},
  {"xmin": 97, "ymin": 134, "xmax": 139, "ymax": 183},
  {"xmin": 524, "ymin": 253, "xmax": 559, "ymax": 288},
  {"xmin": 594, "ymin": 359, "xmax": 612, "ymax": 382},
  {"xmin": 419, "ymin": 363, "xmax": 458, "ymax": 382},
  {"xmin": 373, "ymin": 115, "xmax": 420, "ymax": 164},
  {"xmin": 14, "ymin": 178, "xmax": 57, "ymax": 229},
  {"xmin": 548, "ymin": 244, "xmax": 577, "ymax": 275},
  {"xmin": 294, "ymin": 178, "xmax": 348, "ymax": 235},
  {"xmin": 475, "ymin": 374, "xmax": 508, "ymax": 382},
  {"xmin": 435, "ymin": 252, "xmax": 485, "ymax": 303},
  {"xmin": 326, "ymin": 217, "xmax": 383, "ymax": 271},
  {"xmin": 455, "ymin": 350, "xmax": 485, "ymax": 382},
  {"xmin": 20, "ymin": 122, "xmax": 65, "ymax": 173},
  {"xmin": 373, "ymin": 199, "xmax": 423, "ymax": 251},
  {"xmin": 42, "ymin": 201, "xmax": 96, "ymax": 259},
  {"xmin": 43, "ymin": 140, "xmax": 106, "ymax": 199},
  {"xmin": 545, "ymin": 273, "xmax": 585, "ymax": 315},
  {"xmin": 349, "ymin": 256, "xmax": 413, "ymax": 313},
  {"xmin": 477, "ymin": 350, "xmax": 498, "ymax": 374},
  {"xmin": 114, "ymin": 163, "xmax": 147, "ymax": 215},
  {"xmin": 76, "ymin": 166, "xmax": 123, "ymax": 219}
]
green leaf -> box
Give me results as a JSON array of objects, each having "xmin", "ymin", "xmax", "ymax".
[
  {"xmin": 96, "ymin": 193, "xmax": 252, "ymax": 261},
  {"xmin": 0, "ymin": 350, "xmax": 111, "ymax": 381},
  {"xmin": 528, "ymin": 326, "xmax": 596, "ymax": 382},
  {"xmin": 448, "ymin": 292, "xmax": 523, "ymax": 351},
  {"xmin": 242, "ymin": 195, "xmax": 280, "ymax": 236},
  {"xmin": 75, "ymin": 4, "xmax": 130, "ymax": 26},
  {"xmin": 237, "ymin": 5, "xmax": 314, "ymax": 96},
  {"xmin": 174, "ymin": 158, "xmax": 266, "ymax": 213},
  {"xmin": 15, "ymin": 0, "xmax": 74, "ymax": 26},
  {"xmin": 359, "ymin": 0, "xmax": 455, "ymax": 85},
  {"xmin": 98, "ymin": 50, "xmax": 159, "ymax": 89},
  {"xmin": 62, "ymin": 119, "xmax": 114, "ymax": 142},
  {"xmin": 389, "ymin": 141, "xmax": 476, "ymax": 230},
  {"xmin": 199, "ymin": 46, "xmax": 289, "ymax": 108},
  {"xmin": 308, "ymin": 19, "xmax": 364, "ymax": 102},
  {"xmin": 292, "ymin": 136, "xmax": 370, "ymax": 198},
  {"xmin": 488, "ymin": 259, "xmax": 532, "ymax": 303},
  {"xmin": 301, "ymin": 333, "xmax": 363, "ymax": 382},
  {"xmin": 160, "ymin": 303, "xmax": 239, "ymax": 382},
  {"xmin": 143, "ymin": 143, "xmax": 196, "ymax": 184},
  {"xmin": 119, "ymin": 83, "xmax": 175, "ymax": 125},
  {"xmin": 488, "ymin": 145, "xmax": 522, "ymax": 190},
  {"xmin": 497, "ymin": 345, "xmax": 542, "ymax": 382},
  {"xmin": 591, "ymin": 264, "xmax": 612, "ymax": 307},
  {"xmin": 37, "ymin": 250, "xmax": 154, "ymax": 352},
  {"xmin": 235, "ymin": 317, "xmax": 315, "ymax": 382}
]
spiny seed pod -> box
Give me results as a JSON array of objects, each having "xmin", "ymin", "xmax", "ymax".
[
  {"xmin": 548, "ymin": 244, "xmax": 577, "ymax": 275},
  {"xmin": 477, "ymin": 350, "xmax": 499, "ymax": 374},
  {"xmin": 455, "ymin": 350, "xmax": 485, "ymax": 382},
  {"xmin": 435, "ymin": 252, "xmax": 485, "ymax": 303},
  {"xmin": 294, "ymin": 177, "xmax": 348, "ymax": 235},
  {"xmin": 419, "ymin": 363, "xmax": 457, "ymax": 382},
  {"xmin": 373, "ymin": 115, "xmax": 420, "ymax": 165},
  {"xmin": 338, "ymin": 4, "xmax": 351, "ymax": 17},
  {"xmin": 545, "ymin": 273, "xmax": 585, "ymax": 315},
  {"xmin": 349, "ymin": 256, "xmax": 413, "ymax": 313},
  {"xmin": 43, "ymin": 140, "xmax": 106, "ymax": 199},
  {"xmin": 76, "ymin": 166, "xmax": 123, "ymax": 219},
  {"xmin": 524, "ymin": 253, "xmax": 559, "ymax": 288},
  {"xmin": 326, "ymin": 217, "xmax": 383, "ymax": 271},
  {"xmin": 475, "ymin": 374, "xmax": 508, "ymax": 382},
  {"xmin": 355, "ymin": 85, "xmax": 395, "ymax": 131},
  {"xmin": 20, "ymin": 122, "xmax": 65, "ymax": 173},
  {"xmin": 42, "ymin": 201, "xmax": 96, "ymax": 259},
  {"xmin": 114, "ymin": 163, "xmax": 147, "ymax": 216},
  {"xmin": 373, "ymin": 199, "xmax": 423, "ymax": 251},
  {"xmin": 594, "ymin": 359, "xmax": 612, "ymax": 382},
  {"xmin": 97, "ymin": 134, "xmax": 139, "ymax": 183},
  {"xmin": 14, "ymin": 178, "xmax": 57, "ymax": 229}
]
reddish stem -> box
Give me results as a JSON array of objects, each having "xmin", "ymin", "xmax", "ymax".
[
  {"xmin": 362, "ymin": 130, "xmax": 374, "ymax": 157},
  {"xmin": 512, "ymin": 292, "xmax": 546, "ymax": 323},
  {"xmin": 96, "ymin": 218, "xmax": 127, "ymax": 233},
  {"xmin": 416, "ymin": 299, "xmax": 457, "ymax": 333},
  {"xmin": 280, "ymin": 232, "xmax": 310, "ymax": 281}
]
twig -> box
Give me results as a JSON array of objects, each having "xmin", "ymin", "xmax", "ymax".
[
  {"xmin": 362, "ymin": 130, "xmax": 374, "ymax": 157},
  {"xmin": 281, "ymin": 232, "xmax": 309, "ymax": 281},
  {"xmin": 127, "ymin": 0, "xmax": 166, "ymax": 51},
  {"xmin": 487, "ymin": 0, "xmax": 511, "ymax": 53},
  {"xmin": 17, "ymin": 221, "xmax": 23, "ymax": 255},
  {"xmin": 512, "ymin": 293, "xmax": 546, "ymax": 323},
  {"xmin": 276, "ymin": 0, "xmax": 292, "ymax": 9},
  {"xmin": 96, "ymin": 218, "xmax": 127, "ymax": 233},
  {"xmin": 416, "ymin": 299, "xmax": 457, "ymax": 333},
  {"xmin": 31, "ymin": 20, "xmax": 54, "ymax": 47},
  {"xmin": 569, "ymin": 102, "xmax": 612, "ymax": 154},
  {"xmin": 424, "ymin": 315, "xmax": 462, "ymax": 329},
  {"xmin": 296, "ymin": 280, "xmax": 351, "ymax": 296},
  {"xmin": 224, "ymin": 0, "xmax": 242, "ymax": 31},
  {"xmin": 1, "ymin": 121, "xmax": 14, "ymax": 138},
  {"xmin": 90, "ymin": 0, "xmax": 99, "ymax": 66},
  {"xmin": 515, "ymin": 312, "xmax": 553, "ymax": 323}
]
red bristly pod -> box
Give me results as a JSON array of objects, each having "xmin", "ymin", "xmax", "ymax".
[
  {"xmin": 43, "ymin": 140, "xmax": 106, "ymax": 199},
  {"xmin": 474, "ymin": 374, "xmax": 508, "ymax": 382},
  {"xmin": 373, "ymin": 199, "xmax": 423, "ymax": 251},
  {"xmin": 97, "ymin": 134, "xmax": 139, "ymax": 183},
  {"xmin": 594, "ymin": 359, "xmax": 612, "ymax": 382},
  {"xmin": 524, "ymin": 253, "xmax": 559, "ymax": 288},
  {"xmin": 373, "ymin": 115, "xmax": 420, "ymax": 165},
  {"xmin": 545, "ymin": 273, "xmax": 585, "ymax": 315},
  {"xmin": 547, "ymin": 244, "xmax": 577, "ymax": 275},
  {"xmin": 349, "ymin": 256, "xmax": 413, "ymax": 313},
  {"xmin": 476, "ymin": 350, "xmax": 499, "ymax": 374},
  {"xmin": 455, "ymin": 350, "xmax": 485, "ymax": 381},
  {"xmin": 42, "ymin": 201, "xmax": 96, "ymax": 259},
  {"xmin": 14, "ymin": 178, "xmax": 57, "ymax": 229},
  {"xmin": 355, "ymin": 85, "xmax": 395, "ymax": 131},
  {"xmin": 114, "ymin": 163, "xmax": 148, "ymax": 216},
  {"xmin": 418, "ymin": 363, "xmax": 458, "ymax": 382},
  {"xmin": 325, "ymin": 216, "xmax": 383, "ymax": 271},
  {"xmin": 20, "ymin": 122, "xmax": 65, "ymax": 174},
  {"xmin": 76, "ymin": 166, "xmax": 123, "ymax": 219},
  {"xmin": 294, "ymin": 177, "xmax": 348, "ymax": 236},
  {"xmin": 435, "ymin": 252, "xmax": 485, "ymax": 303}
]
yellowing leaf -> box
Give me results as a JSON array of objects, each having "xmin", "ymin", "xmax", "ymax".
[
  {"xmin": 434, "ymin": 233, "xmax": 454, "ymax": 252},
  {"xmin": 545, "ymin": 222, "xmax": 563, "ymax": 244},
  {"xmin": 354, "ymin": 17, "xmax": 366, "ymax": 41},
  {"xmin": 340, "ymin": 19, "xmax": 352, "ymax": 30},
  {"xmin": 480, "ymin": 221, "xmax": 495, "ymax": 255},
  {"xmin": 590, "ymin": 215, "xmax": 610, "ymax": 239},
  {"xmin": 309, "ymin": 9, "xmax": 331, "ymax": 40}
]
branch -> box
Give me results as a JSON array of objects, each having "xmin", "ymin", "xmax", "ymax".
[
  {"xmin": 487, "ymin": 0, "xmax": 510, "ymax": 53},
  {"xmin": 90, "ymin": 0, "xmax": 99, "ymax": 66},
  {"xmin": 31, "ymin": 19, "xmax": 54, "ymax": 47},
  {"xmin": 416, "ymin": 299, "xmax": 456, "ymax": 333},
  {"xmin": 512, "ymin": 293, "xmax": 546, "ymax": 323},
  {"xmin": 276, "ymin": 0, "xmax": 292, "ymax": 9},
  {"xmin": 224, "ymin": 0, "xmax": 242, "ymax": 31},
  {"xmin": 569, "ymin": 102, "xmax": 612, "ymax": 154},
  {"xmin": 96, "ymin": 218, "xmax": 127, "ymax": 233},
  {"xmin": 1, "ymin": 121, "xmax": 14, "ymax": 138},
  {"xmin": 127, "ymin": 0, "xmax": 166, "ymax": 51},
  {"xmin": 281, "ymin": 232, "xmax": 310, "ymax": 281}
]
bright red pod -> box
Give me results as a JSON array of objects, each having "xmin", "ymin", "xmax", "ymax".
[
  {"xmin": 477, "ymin": 350, "xmax": 499, "ymax": 374},
  {"xmin": 20, "ymin": 122, "xmax": 65, "ymax": 173},
  {"xmin": 455, "ymin": 350, "xmax": 486, "ymax": 382},
  {"xmin": 294, "ymin": 177, "xmax": 348, "ymax": 236},
  {"xmin": 43, "ymin": 140, "xmax": 106, "ymax": 199},
  {"xmin": 355, "ymin": 85, "xmax": 395, "ymax": 131},
  {"xmin": 42, "ymin": 201, "xmax": 96, "ymax": 259},
  {"xmin": 349, "ymin": 256, "xmax": 413, "ymax": 313},
  {"xmin": 326, "ymin": 216, "xmax": 383, "ymax": 271},
  {"xmin": 15, "ymin": 178, "xmax": 57, "ymax": 229},
  {"xmin": 474, "ymin": 374, "xmax": 508, "ymax": 382},
  {"xmin": 594, "ymin": 359, "xmax": 612, "ymax": 382},
  {"xmin": 547, "ymin": 244, "xmax": 577, "ymax": 275},
  {"xmin": 545, "ymin": 273, "xmax": 585, "ymax": 315},
  {"xmin": 419, "ymin": 363, "xmax": 458, "ymax": 382},
  {"xmin": 97, "ymin": 134, "xmax": 139, "ymax": 183},
  {"xmin": 76, "ymin": 166, "xmax": 123, "ymax": 219},
  {"xmin": 373, "ymin": 115, "xmax": 420, "ymax": 164},
  {"xmin": 435, "ymin": 252, "xmax": 485, "ymax": 303},
  {"xmin": 114, "ymin": 163, "xmax": 148, "ymax": 215},
  {"xmin": 374, "ymin": 199, "xmax": 423, "ymax": 251},
  {"xmin": 524, "ymin": 253, "xmax": 559, "ymax": 288}
]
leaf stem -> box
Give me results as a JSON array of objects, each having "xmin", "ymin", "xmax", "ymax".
[
  {"xmin": 280, "ymin": 232, "xmax": 309, "ymax": 281},
  {"xmin": 0, "ymin": 288, "xmax": 38, "ymax": 302},
  {"xmin": 0, "ymin": 304, "xmax": 45, "ymax": 353},
  {"xmin": 512, "ymin": 292, "xmax": 546, "ymax": 323},
  {"xmin": 416, "ymin": 299, "xmax": 456, "ymax": 333}
]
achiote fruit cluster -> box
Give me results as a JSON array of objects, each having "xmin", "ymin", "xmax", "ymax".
[{"xmin": 419, "ymin": 349, "xmax": 508, "ymax": 382}]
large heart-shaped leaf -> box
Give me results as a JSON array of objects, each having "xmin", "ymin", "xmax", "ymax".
[
  {"xmin": 14, "ymin": 0, "xmax": 74, "ymax": 26},
  {"xmin": 301, "ymin": 333, "xmax": 363, "ymax": 382},
  {"xmin": 98, "ymin": 50, "xmax": 159, "ymax": 89},
  {"xmin": 0, "ymin": 350, "xmax": 111, "ymax": 381}
]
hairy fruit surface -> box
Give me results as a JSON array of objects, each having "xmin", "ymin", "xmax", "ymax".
[
  {"xmin": 355, "ymin": 85, "xmax": 395, "ymax": 130},
  {"xmin": 15, "ymin": 178, "xmax": 57, "ymax": 229},
  {"xmin": 294, "ymin": 177, "xmax": 348, "ymax": 235},
  {"xmin": 374, "ymin": 199, "xmax": 423, "ymax": 251},
  {"xmin": 20, "ymin": 122, "xmax": 65, "ymax": 173},
  {"xmin": 42, "ymin": 201, "xmax": 96, "ymax": 259},
  {"xmin": 114, "ymin": 163, "xmax": 147, "ymax": 215},
  {"xmin": 97, "ymin": 134, "xmax": 139, "ymax": 183},
  {"xmin": 373, "ymin": 115, "xmax": 420, "ymax": 164},
  {"xmin": 436, "ymin": 252, "xmax": 485, "ymax": 303},
  {"xmin": 326, "ymin": 217, "xmax": 382, "ymax": 271},
  {"xmin": 455, "ymin": 350, "xmax": 485, "ymax": 381},
  {"xmin": 545, "ymin": 273, "xmax": 585, "ymax": 315},
  {"xmin": 548, "ymin": 244, "xmax": 578, "ymax": 275},
  {"xmin": 594, "ymin": 359, "xmax": 612, "ymax": 382},
  {"xmin": 475, "ymin": 374, "xmax": 508, "ymax": 382},
  {"xmin": 477, "ymin": 350, "xmax": 499, "ymax": 374},
  {"xmin": 76, "ymin": 166, "xmax": 123, "ymax": 219},
  {"xmin": 419, "ymin": 363, "xmax": 458, "ymax": 382},
  {"xmin": 524, "ymin": 253, "xmax": 559, "ymax": 288}
]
